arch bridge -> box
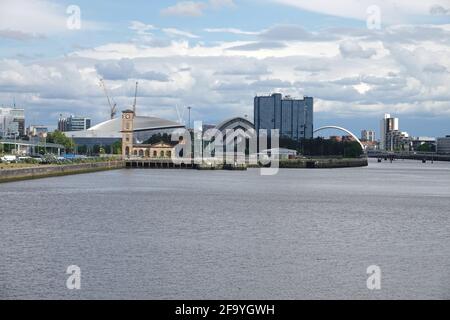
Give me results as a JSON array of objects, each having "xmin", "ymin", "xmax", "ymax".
[{"xmin": 313, "ymin": 126, "xmax": 365, "ymax": 152}]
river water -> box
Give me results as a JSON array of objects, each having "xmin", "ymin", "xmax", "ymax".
[{"xmin": 1, "ymin": 159, "xmax": 449, "ymax": 299}]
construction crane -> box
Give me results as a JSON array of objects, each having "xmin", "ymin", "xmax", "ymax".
[
  {"xmin": 99, "ymin": 79, "xmax": 117, "ymax": 120},
  {"xmin": 132, "ymin": 81, "xmax": 138, "ymax": 114}
]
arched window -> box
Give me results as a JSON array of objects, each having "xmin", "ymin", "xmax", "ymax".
[
  {"xmin": 166, "ymin": 150, "xmax": 171, "ymax": 158},
  {"xmin": 160, "ymin": 150, "xmax": 165, "ymax": 158},
  {"xmin": 139, "ymin": 150, "xmax": 144, "ymax": 157},
  {"xmin": 145, "ymin": 150, "xmax": 150, "ymax": 158},
  {"xmin": 125, "ymin": 147, "xmax": 130, "ymax": 156},
  {"xmin": 133, "ymin": 150, "xmax": 138, "ymax": 156}
]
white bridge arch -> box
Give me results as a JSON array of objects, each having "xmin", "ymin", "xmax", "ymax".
[{"xmin": 313, "ymin": 126, "xmax": 365, "ymax": 151}]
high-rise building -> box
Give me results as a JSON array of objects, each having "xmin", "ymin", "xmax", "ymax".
[
  {"xmin": 58, "ymin": 115, "xmax": 91, "ymax": 132},
  {"xmin": 380, "ymin": 114, "xmax": 399, "ymax": 150},
  {"xmin": 437, "ymin": 136, "xmax": 450, "ymax": 154},
  {"xmin": 0, "ymin": 107, "xmax": 25, "ymax": 137},
  {"xmin": 361, "ymin": 130, "xmax": 375, "ymax": 142},
  {"xmin": 386, "ymin": 130, "xmax": 411, "ymax": 151},
  {"xmin": 254, "ymin": 93, "xmax": 313, "ymax": 141}
]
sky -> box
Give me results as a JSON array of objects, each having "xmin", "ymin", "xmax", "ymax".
[{"xmin": 0, "ymin": 0, "xmax": 449, "ymax": 138}]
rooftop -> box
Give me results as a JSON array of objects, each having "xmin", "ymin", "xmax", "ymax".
[{"xmin": 65, "ymin": 116, "xmax": 185, "ymax": 138}]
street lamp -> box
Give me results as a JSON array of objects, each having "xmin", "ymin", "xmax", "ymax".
[
  {"xmin": 13, "ymin": 132, "xmax": 17, "ymax": 155},
  {"xmin": 187, "ymin": 106, "xmax": 192, "ymax": 130}
]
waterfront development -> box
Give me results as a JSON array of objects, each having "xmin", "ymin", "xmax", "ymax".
[
  {"xmin": 1, "ymin": 159, "xmax": 449, "ymax": 300},
  {"xmin": 1, "ymin": 1, "xmax": 450, "ymax": 307}
]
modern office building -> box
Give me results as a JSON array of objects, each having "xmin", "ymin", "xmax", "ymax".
[
  {"xmin": 0, "ymin": 107, "xmax": 25, "ymax": 137},
  {"xmin": 386, "ymin": 130, "xmax": 411, "ymax": 151},
  {"xmin": 254, "ymin": 93, "xmax": 313, "ymax": 141},
  {"xmin": 361, "ymin": 130, "xmax": 375, "ymax": 142},
  {"xmin": 27, "ymin": 125, "xmax": 48, "ymax": 138},
  {"xmin": 437, "ymin": 136, "xmax": 450, "ymax": 154},
  {"xmin": 380, "ymin": 114, "xmax": 403, "ymax": 151},
  {"xmin": 58, "ymin": 115, "xmax": 91, "ymax": 132}
]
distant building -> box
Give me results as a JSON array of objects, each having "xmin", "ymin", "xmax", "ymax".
[
  {"xmin": 342, "ymin": 135, "xmax": 355, "ymax": 143},
  {"xmin": 260, "ymin": 148, "xmax": 297, "ymax": 160},
  {"xmin": 437, "ymin": 136, "xmax": 450, "ymax": 154},
  {"xmin": 329, "ymin": 136, "xmax": 342, "ymax": 142},
  {"xmin": 380, "ymin": 114, "xmax": 398, "ymax": 150},
  {"xmin": 380, "ymin": 114, "xmax": 411, "ymax": 151},
  {"xmin": 58, "ymin": 115, "xmax": 91, "ymax": 132},
  {"xmin": 386, "ymin": 130, "xmax": 411, "ymax": 151},
  {"xmin": 254, "ymin": 93, "xmax": 313, "ymax": 141},
  {"xmin": 0, "ymin": 107, "xmax": 25, "ymax": 137},
  {"xmin": 121, "ymin": 110, "xmax": 184, "ymax": 159},
  {"xmin": 27, "ymin": 125, "xmax": 48, "ymax": 138},
  {"xmin": 361, "ymin": 140, "xmax": 378, "ymax": 150},
  {"xmin": 62, "ymin": 111, "xmax": 185, "ymax": 155},
  {"xmin": 411, "ymin": 137, "xmax": 436, "ymax": 151},
  {"xmin": 361, "ymin": 130, "xmax": 375, "ymax": 142}
]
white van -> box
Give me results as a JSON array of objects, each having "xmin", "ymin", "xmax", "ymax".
[{"xmin": 1, "ymin": 155, "xmax": 17, "ymax": 163}]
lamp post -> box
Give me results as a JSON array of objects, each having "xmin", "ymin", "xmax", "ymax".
[
  {"xmin": 187, "ymin": 106, "xmax": 192, "ymax": 130},
  {"xmin": 13, "ymin": 132, "xmax": 17, "ymax": 155}
]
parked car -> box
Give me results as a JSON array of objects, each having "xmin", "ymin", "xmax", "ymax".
[{"xmin": 1, "ymin": 155, "xmax": 17, "ymax": 163}]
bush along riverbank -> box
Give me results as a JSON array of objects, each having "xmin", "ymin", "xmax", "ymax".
[{"xmin": 0, "ymin": 160, "xmax": 125, "ymax": 184}]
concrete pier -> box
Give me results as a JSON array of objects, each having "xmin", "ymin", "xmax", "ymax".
[{"xmin": 125, "ymin": 159, "xmax": 248, "ymax": 170}]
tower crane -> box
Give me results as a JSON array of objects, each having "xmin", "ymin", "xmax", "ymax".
[{"xmin": 99, "ymin": 79, "xmax": 117, "ymax": 120}]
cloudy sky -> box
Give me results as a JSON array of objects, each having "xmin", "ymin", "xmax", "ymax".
[{"xmin": 0, "ymin": 0, "xmax": 449, "ymax": 137}]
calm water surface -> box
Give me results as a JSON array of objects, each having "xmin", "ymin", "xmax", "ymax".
[{"xmin": 1, "ymin": 159, "xmax": 449, "ymax": 299}]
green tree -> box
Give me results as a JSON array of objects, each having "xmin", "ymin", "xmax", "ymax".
[
  {"xmin": 112, "ymin": 140, "xmax": 122, "ymax": 154},
  {"xmin": 47, "ymin": 131, "xmax": 75, "ymax": 152},
  {"xmin": 417, "ymin": 143, "xmax": 435, "ymax": 152}
]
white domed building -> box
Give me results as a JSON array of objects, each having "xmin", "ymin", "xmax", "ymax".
[{"xmin": 64, "ymin": 114, "xmax": 185, "ymax": 150}]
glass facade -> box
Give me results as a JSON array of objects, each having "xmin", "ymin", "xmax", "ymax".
[
  {"xmin": 0, "ymin": 107, "xmax": 25, "ymax": 137},
  {"xmin": 254, "ymin": 93, "xmax": 314, "ymax": 140},
  {"xmin": 58, "ymin": 116, "xmax": 91, "ymax": 132}
]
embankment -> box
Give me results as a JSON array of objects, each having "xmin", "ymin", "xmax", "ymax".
[
  {"xmin": 279, "ymin": 158, "xmax": 368, "ymax": 169},
  {"xmin": 0, "ymin": 161, "xmax": 125, "ymax": 184}
]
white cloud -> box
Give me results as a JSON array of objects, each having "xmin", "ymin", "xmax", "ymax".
[
  {"xmin": 339, "ymin": 40, "xmax": 377, "ymax": 58},
  {"xmin": 161, "ymin": 0, "xmax": 235, "ymax": 17},
  {"xmin": 163, "ymin": 28, "xmax": 200, "ymax": 39},
  {"xmin": 129, "ymin": 21, "xmax": 157, "ymax": 35},
  {"xmin": 161, "ymin": 1, "xmax": 207, "ymax": 17},
  {"xmin": 0, "ymin": 0, "xmax": 102, "ymax": 36},
  {"xmin": 272, "ymin": 0, "xmax": 450, "ymax": 24},
  {"xmin": 204, "ymin": 28, "xmax": 260, "ymax": 35},
  {"xmin": 1, "ymin": 19, "xmax": 450, "ymax": 132}
]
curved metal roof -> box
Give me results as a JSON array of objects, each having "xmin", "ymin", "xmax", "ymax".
[
  {"xmin": 215, "ymin": 117, "xmax": 255, "ymax": 132},
  {"xmin": 66, "ymin": 116, "xmax": 185, "ymax": 138},
  {"xmin": 90, "ymin": 116, "xmax": 184, "ymax": 132}
]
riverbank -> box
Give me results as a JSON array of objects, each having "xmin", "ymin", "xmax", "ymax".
[
  {"xmin": 0, "ymin": 160, "xmax": 125, "ymax": 184},
  {"xmin": 125, "ymin": 157, "xmax": 368, "ymax": 170},
  {"xmin": 279, "ymin": 157, "xmax": 368, "ymax": 169},
  {"xmin": 0, "ymin": 157, "xmax": 367, "ymax": 183}
]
